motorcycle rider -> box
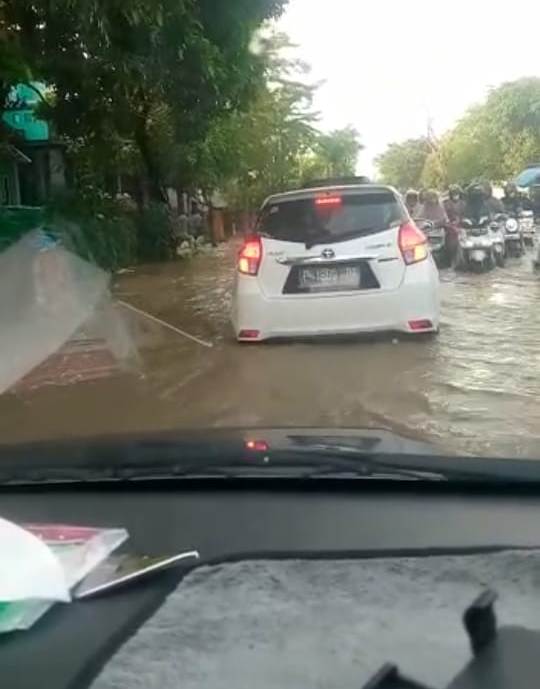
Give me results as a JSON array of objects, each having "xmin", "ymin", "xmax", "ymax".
[
  {"xmin": 404, "ymin": 189, "xmax": 421, "ymax": 219},
  {"xmin": 444, "ymin": 184, "xmax": 466, "ymax": 224},
  {"xmin": 417, "ymin": 189, "xmax": 449, "ymax": 225},
  {"xmin": 501, "ymin": 181, "xmax": 528, "ymax": 215},
  {"xmin": 464, "ymin": 183, "xmax": 492, "ymax": 223},
  {"xmin": 483, "ymin": 181, "xmax": 505, "ymax": 216}
]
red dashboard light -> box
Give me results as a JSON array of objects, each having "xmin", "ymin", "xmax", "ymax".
[{"xmin": 245, "ymin": 439, "xmax": 270, "ymax": 452}]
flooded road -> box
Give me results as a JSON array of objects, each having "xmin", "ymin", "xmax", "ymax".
[{"xmin": 1, "ymin": 241, "xmax": 540, "ymax": 459}]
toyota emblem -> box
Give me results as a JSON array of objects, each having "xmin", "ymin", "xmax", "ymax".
[{"xmin": 321, "ymin": 248, "xmax": 335, "ymax": 259}]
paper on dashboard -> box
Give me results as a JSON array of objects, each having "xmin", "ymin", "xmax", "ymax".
[{"xmin": 0, "ymin": 516, "xmax": 70, "ymax": 603}]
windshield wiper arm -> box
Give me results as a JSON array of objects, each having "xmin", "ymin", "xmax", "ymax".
[
  {"xmin": 0, "ymin": 449, "xmax": 450, "ymax": 485},
  {"xmin": 1, "ymin": 440, "xmax": 536, "ymax": 486}
]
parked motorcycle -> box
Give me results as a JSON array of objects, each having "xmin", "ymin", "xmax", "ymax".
[
  {"xmin": 456, "ymin": 217, "xmax": 495, "ymax": 272},
  {"xmin": 519, "ymin": 210, "xmax": 536, "ymax": 247},
  {"xmin": 504, "ymin": 215, "xmax": 525, "ymax": 257},
  {"xmin": 488, "ymin": 219, "xmax": 506, "ymax": 267}
]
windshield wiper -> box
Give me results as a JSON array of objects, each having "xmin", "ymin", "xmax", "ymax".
[
  {"xmin": 0, "ymin": 449, "xmax": 454, "ymax": 485},
  {"xmin": 1, "ymin": 436, "xmax": 537, "ymax": 486}
]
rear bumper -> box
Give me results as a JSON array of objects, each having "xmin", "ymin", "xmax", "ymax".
[{"xmin": 232, "ymin": 260, "xmax": 440, "ymax": 341}]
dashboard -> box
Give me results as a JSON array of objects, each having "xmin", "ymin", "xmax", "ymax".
[{"xmin": 2, "ymin": 481, "xmax": 540, "ymax": 689}]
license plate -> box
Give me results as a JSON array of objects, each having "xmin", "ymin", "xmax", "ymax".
[{"xmin": 298, "ymin": 265, "xmax": 361, "ymax": 291}]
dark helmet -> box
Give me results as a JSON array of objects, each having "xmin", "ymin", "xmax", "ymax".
[
  {"xmin": 504, "ymin": 181, "xmax": 518, "ymax": 197},
  {"xmin": 405, "ymin": 189, "xmax": 419, "ymax": 205},
  {"xmin": 466, "ymin": 182, "xmax": 485, "ymax": 201},
  {"xmin": 448, "ymin": 184, "xmax": 462, "ymax": 199}
]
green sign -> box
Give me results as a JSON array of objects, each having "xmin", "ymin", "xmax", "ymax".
[{"xmin": 2, "ymin": 83, "xmax": 50, "ymax": 142}]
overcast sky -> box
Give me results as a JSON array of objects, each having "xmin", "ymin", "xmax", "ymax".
[{"xmin": 277, "ymin": 0, "xmax": 540, "ymax": 174}]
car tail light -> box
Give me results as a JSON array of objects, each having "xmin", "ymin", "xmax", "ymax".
[
  {"xmin": 238, "ymin": 236, "xmax": 262, "ymax": 275},
  {"xmin": 409, "ymin": 319, "xmax": 434, "ymax": 331},
  {"xmin": 398, "ymin": 222, "xmax": 428, "ymax": 265},
  {"xmin": 314, "ymin": 195, "xmax": 342, "ymax": 207}
]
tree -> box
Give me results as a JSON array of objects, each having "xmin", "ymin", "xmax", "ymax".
[
  {"xmin": 423, "ymin": 77, "xmax": 540, "ymax": 187},
  {"xmin": 300, "ymin": 126, "xmax": 362, "ymax": 181},
  {"xmin": 206, "ymin": 30, "xmax": 321, "ymax": 211},
  {"xmin": 0, "ymin": 0, "xmax": 288, "ymax": 198},
  {"xmin": 202, "ymin": 33, "xmax": 363, "ymax": 212},
  {"xmin": 375, "ymin": 137, "xmax": 432, "ymax": 190}
]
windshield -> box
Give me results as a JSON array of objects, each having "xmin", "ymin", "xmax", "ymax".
[
  {"xmin": 258, "ymin": 192, "xmax": 406, "ymax": 243},
  {"xmin": 1, "ymin": 0, "xmax": 540, "ymax": 473}
]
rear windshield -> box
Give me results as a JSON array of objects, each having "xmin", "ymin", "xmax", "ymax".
[{"xmin": 258, "ymin": 192, "xmax": 406, "ymax": 244}]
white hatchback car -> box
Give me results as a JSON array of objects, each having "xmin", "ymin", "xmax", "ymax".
[{"xmin": 231, "ymin": 181, "xmax": 440, "ymax": 342}]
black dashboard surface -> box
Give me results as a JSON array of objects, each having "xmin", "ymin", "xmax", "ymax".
[{"xmin": 2, "ymin": 484, "xmax": 540, "ymax": 689}]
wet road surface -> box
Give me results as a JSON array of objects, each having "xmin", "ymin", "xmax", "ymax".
[{"xmin": 1, "ymin": 241, "xmax": 540, "ymax": 458}]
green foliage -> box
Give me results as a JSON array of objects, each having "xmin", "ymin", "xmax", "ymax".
[
  {"xmin": 375, "ymin": 137, "xmax": 432, "ymax": 190},
  {"xmin": 301, "ymin": 126, "xmax": 362, "ymax": 182},
  {"xmin": 207, "ymin": 30, "xmax": 320, "ymax": 209},
  {"xmin": 435, "ymin": 104, "xmax": 501, "ymax": 186},
  {"xmin": 379, "ymin": 78, "xmax": 540, "ymax": 190},
  {"xmin": 420, "ymin": 151, "xmax": 447, "ymax": 189},
  {"xmin": 45, "ymin": 191, "xmax": 139, "ymax": 270},
  {"xmin": 206, "ymin": 32, "xmax": 362, "ymax": 210},
  {"xmin": 135, "ymin": 203, "xmax": 174, "ymax": 262},
  {"xmin": 1, "ymin": 0, "xmax": 287, "ymax": 195}
]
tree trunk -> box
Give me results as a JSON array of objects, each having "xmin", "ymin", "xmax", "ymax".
[{"xmin": 134, "ymin": 114, "xmax": 168, "ymax": 206}]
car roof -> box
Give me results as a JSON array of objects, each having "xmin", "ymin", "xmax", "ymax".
[{"xmin": 263, "ymin": 184, "xmax": 398, "ymax": 207}]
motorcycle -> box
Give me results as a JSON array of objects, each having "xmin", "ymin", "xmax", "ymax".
[
  {"xmin": 534, "ymin": 217, "xmax": 540, "ymax": 269},
  {"xmin": 416, "ymin": 219, "xmax": 457, "ymax": 268},
  {"xmin": 456, "ymin": 217, "xmax": 495, "ymax": 272},
  {"xmin": 504, "ymin": 214, "xmax": 525, "ymax": 257},
  {"xmin": 488, "ymin": 218, "xmax": 506, "ymax": 267},
  {"xmin": 534, "ymin": 244, "xmax": 540, "ymax": 271},
  {"xmin": 519, "ymin": 210, "xmax": 536, "ymax": 247},
  {"xmin": 417, "ymin": 219, "xmax": 447, "ymax": 268}
]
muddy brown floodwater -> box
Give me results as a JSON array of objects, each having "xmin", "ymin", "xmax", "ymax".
[{"xmin": 1, "ymin": 241, "xmax": 540, "ymax": 459}]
